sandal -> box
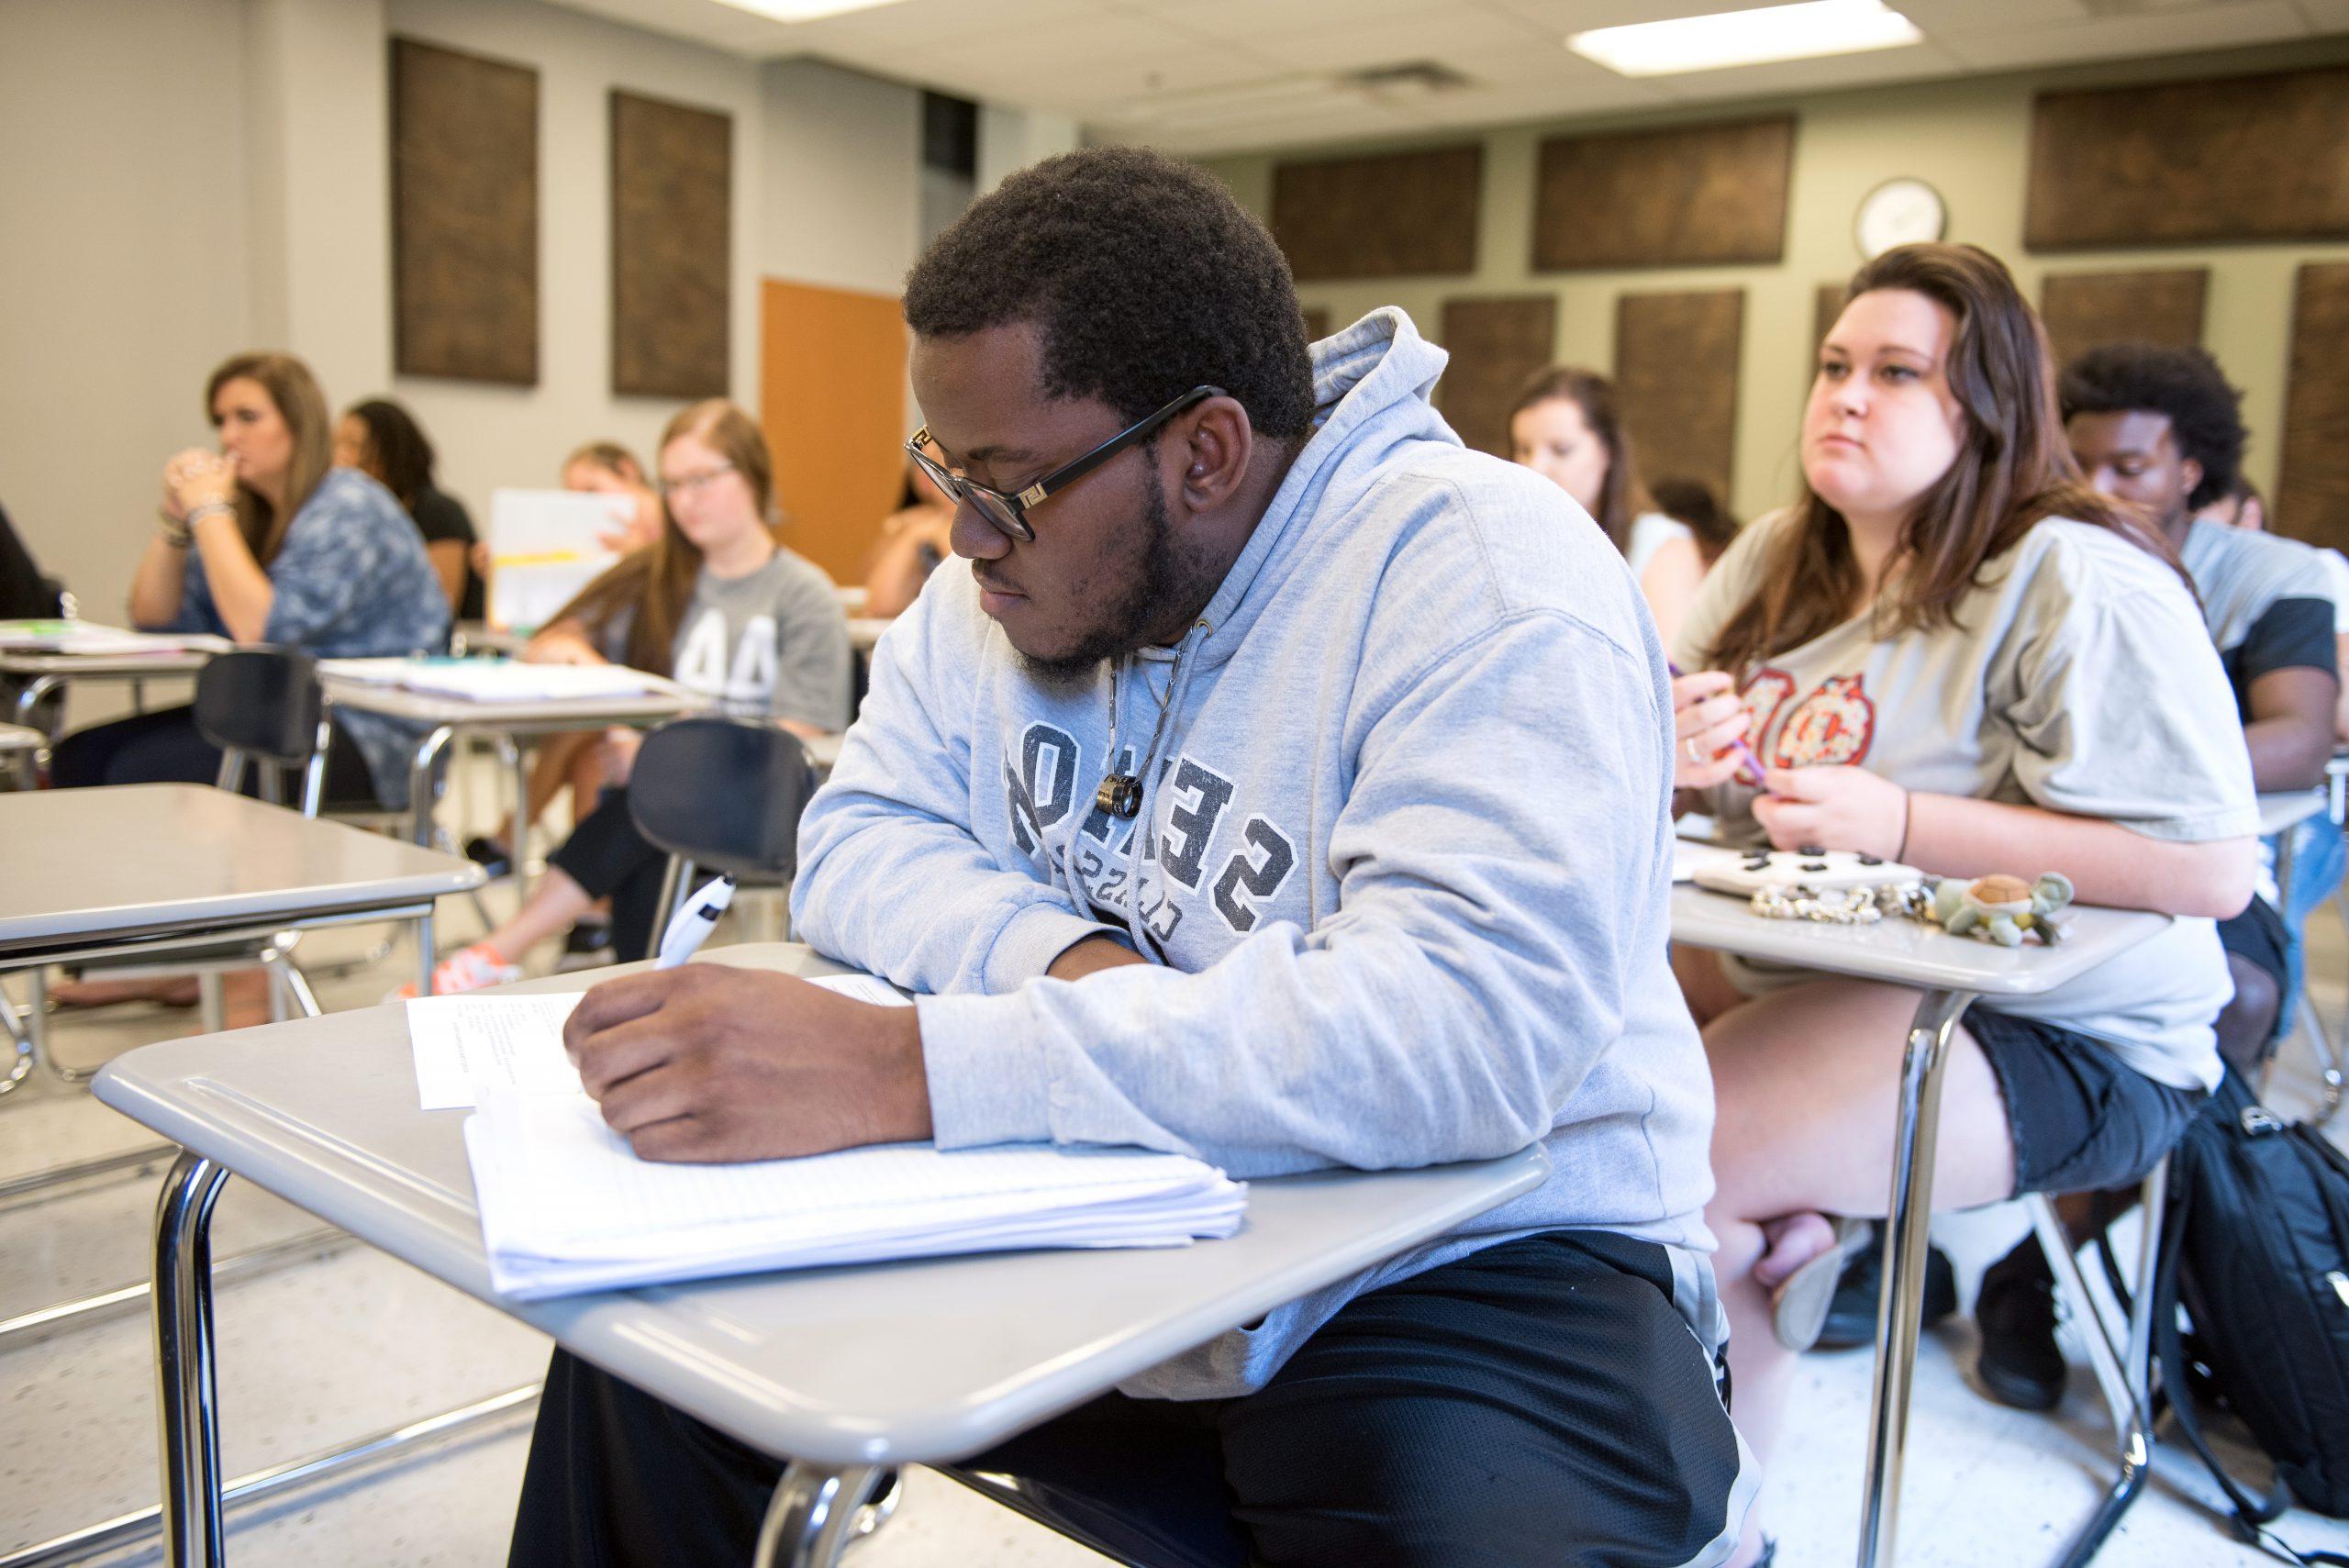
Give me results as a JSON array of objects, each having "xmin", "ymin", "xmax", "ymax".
[{"xmin": 1772, "ymin": 1217, "xmax": 1871, "ymax": 1351}]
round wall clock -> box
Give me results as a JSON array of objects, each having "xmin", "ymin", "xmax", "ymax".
[{"xmin": 1855, "ymin": 177, "xmax": 1947, "ymax": 259}]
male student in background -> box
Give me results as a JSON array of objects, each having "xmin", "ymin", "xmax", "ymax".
[
  {"xmin": 505, "ymin": 147, "xmax": 1750, "ymax": 1566},
  {"xmin": 1966, "ymin": 341, "xmax": 2342, "ymax": 1415}
]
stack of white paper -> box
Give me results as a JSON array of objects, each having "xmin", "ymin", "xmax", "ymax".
[
  {"xmin": 0, "ymin": 621, "xmax": 228, "ymax": 655},
  {"xmin": 411, "ymin": 976, "xmax": 1246, "ymax": 1300},
  {"xmin": 323, "ymin": 658, "xmax": 674, "ymax": 704}
]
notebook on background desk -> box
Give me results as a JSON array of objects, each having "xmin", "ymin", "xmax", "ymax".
[{"xmin": 324, "ymin": 657, "xmax": 677, "ymax": 704}]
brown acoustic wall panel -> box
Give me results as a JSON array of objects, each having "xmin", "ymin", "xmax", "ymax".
[
  {"xmin": 2038, "ymin": 269, "xmax": 2208, "ymax": 370},
  {"xmin": 1438, "ymin": 296, "xmax": 1556, "ymax": 459},
  {"xmin": 1616, "ymin": 290, "xmax": 1743, "ymax": 498},
  {"xmin": 2025, "ymin": 66, "xmax": 2349, "ymax": 250},
  {"xmin": 390, "ymin": 39, "xmax": 539, "ymax": 384},
  {"xmin": 612, "ymin": 90, "xmax": 732, "ymax": 399},
  {"xmin": 1814, "ymin": 284, "xmax": 1847, "ymax": 350},
  {"xmin": 2278, "ymin": 263, "xmax": 2349, "ymax": 555},
  {"xmin": 1534, "ymin": 117, "xmax": 1792, "ymax": 272},
  {"xmin": 1272, "ymin": 145, "xmax": 1480, "ymax": 281}
]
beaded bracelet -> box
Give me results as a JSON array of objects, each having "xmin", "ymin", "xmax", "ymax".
[{"xmin": 184, "ymin": 500, "xmax": 236, "ymax": 531}]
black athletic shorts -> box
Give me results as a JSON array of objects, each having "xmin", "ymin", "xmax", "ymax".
[
  {"xmin": 2217, "ymin": 895, "xmax": 2290, "ymax": 989},
  {"xmin": 1970, "ymin": 1007, "xmax": 2204, "ymax": 1196},
  {"xmin": 506, "ymin": 1230, "xmax": 1751, "ymax": 1568}
]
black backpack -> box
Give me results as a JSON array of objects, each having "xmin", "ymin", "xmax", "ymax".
[{"xmin": 2145, "ymin": 1067, "xmax": 2349, "ymax": 1562}]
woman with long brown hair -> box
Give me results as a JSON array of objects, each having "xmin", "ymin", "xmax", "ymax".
[
  {"xmin": 402, "ymin": 400, "xmax": 852, "ymax": 995},
  {"xmin": 1509, "ymin": 366, "xmax": 1710, "ymax": 646},
  {"xmin": 53, "ymin": 350, "xmax": 447, "ymax": 804},
  {"xmin": 1670, "ymin": 245, "xmax": 2256, "ymax": 1565}
]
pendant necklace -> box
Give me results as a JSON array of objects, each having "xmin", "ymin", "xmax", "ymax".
[{"xmin": 1096, "ymin": 655, "xmax": 1179, "ymax": 818}]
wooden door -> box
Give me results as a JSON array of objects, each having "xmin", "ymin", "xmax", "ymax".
[{"xmin": 759, "ymin": 278, "xmax": 908, "ymax": 587}]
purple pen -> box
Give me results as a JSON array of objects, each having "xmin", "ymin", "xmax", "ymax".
[{"xmin": 1667, "ymin": 662, "xmax": 1768, "ymax": 787}]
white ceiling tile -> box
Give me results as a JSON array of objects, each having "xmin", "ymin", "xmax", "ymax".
[
  {"xmin": 1483, "ymin": 0, "xmax": 1819, "ymax": 31},
  {"xmin": 1132, "ymin": 104, "xmax": 1452, "ymax": 157},
  {"xmin": 1429, "ymin": 75, "xmax": 1679, "ymax": 123},
  {"xmin": 1887, "ymin": 0, "xmax": 2095, "ymax": 28},
  {"xmin": 773, "ymin": 0, "xmax": 1103, "ymax": 53},
  {"xmin": 1933, "ymin": 1, "xmax": 2310, "ymax": 69},
  {"xmin": 1111, "ymin": 0, "xmax": 1442, "ymax": 33},
  {"xmin": 1239, "ymin": 9, "xmax": 1555, "ymax": 74},
  {"xmin": 892, "ymin": 18, "xmax": 1294, "ymax": 116}
]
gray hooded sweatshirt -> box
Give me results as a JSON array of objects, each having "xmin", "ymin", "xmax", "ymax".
[{"xmin": 793, "ymin": 308, "xmax": 1720, "ymax": 1400}]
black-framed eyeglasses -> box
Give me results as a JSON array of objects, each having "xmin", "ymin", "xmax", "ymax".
[{"xmin": 906, "ymin": 385, "xmax": 1222, "ymax": 544}]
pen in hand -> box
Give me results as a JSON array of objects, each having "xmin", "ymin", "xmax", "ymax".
[
  {"xmin": 654, "ymin": 874, "xmax": 736, "ymax": 970},
  {"xmin": 1666, "ymin": 662, "xmax": 1767, "ymax": 788}
]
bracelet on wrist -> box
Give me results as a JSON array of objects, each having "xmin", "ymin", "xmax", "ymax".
[{"xmin": 184, "ymin": 500, "xmax": 236, "ymax": 531}]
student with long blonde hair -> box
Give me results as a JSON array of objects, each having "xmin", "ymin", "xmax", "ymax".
[{"xmin": 404, "ymin": 400, "xmax": 852, "ymax": 995}]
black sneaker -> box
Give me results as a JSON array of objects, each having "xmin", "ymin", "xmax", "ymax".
[
  {"xmin": 552, "ymin": 918, "xmax": 616, "ymax": 973},
  {"xmin": 463, "ymin": 836, "xmax": 513, "ymax": 879},
  {"xmin": 1974, "ymin": 1237, "xmax": 2065, "ymax": 1411},
  {"xmin": 1815, "ymin": 1224, "xmax": 1957, "ymax": 1351}
]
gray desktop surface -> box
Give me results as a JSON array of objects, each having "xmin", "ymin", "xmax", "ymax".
[
  {"xmin": 1670, "ymin": 881, "xmax": 2172, "ymax": 995},
  {"xmin": 95, "ymin": 943, "xmax": 1550, "ymax": 1468},
  {"xmin": 0, "ymin": 784, "xmax": 483, "ymax": 954},
  {"xmin": 320, "ymin": 673, "xmax": 700, "ymax": 728},
  {"xmin": 2259, "ymin": 788, "xmax": 2327, "ymax": 837}
]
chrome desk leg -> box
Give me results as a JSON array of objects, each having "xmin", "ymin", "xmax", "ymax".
[
  {"xmin": 415, "ymin": 907, "xmax": 437, "ymax": 998},
  {"xmin": 507, "ymin": 734, "xmax": 533, "ymax": 894},
  {"xmin": 153, "ymin": 1151, "xmax": 231, "ymax": 1568},
  {"xmin": 752, "ymin": 1464, "xmax": 882, "ymax": 1568},
  {"xmin": 0, "ymin": 974, "xmax": 31, "ymax": 1098},
  {"xmin": 1857, "ymin": 988, "xmax": 1976, "ymax": 1568},
  {"xmin": 2022, "ymin": 1162, "xmax": 2167, "ymax": 1568},
  {"xmin": 406, "ymin": 724, "xmax": 457, "ymax": 848},
  {"xmin": 14, "ymin": 673, "xmax": 61, "ymax": 739}
]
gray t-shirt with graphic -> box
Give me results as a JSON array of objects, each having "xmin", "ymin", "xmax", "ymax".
[
  {"xmin": 1675, "ymin": 510, "xmax": 2256, "ymax": 1092},
  {"xmin": 607, "ymin": 548, "xmax": 852, "ymax": 731}
]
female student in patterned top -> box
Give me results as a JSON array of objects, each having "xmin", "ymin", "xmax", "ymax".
[
  {"xmin": 403, "ymin": 399, "xmax": 852, "ymax": 996},
  {"xmin": 52, "ymin": 350, "xmax": 447, "ymax": 804},
  {"xmin": 1669, "ymin": 244, "xmax": 2257, "ymax": 1567}
]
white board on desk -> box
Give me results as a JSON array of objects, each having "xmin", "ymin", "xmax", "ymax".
[{"xmin": 486, "ymin": 490, "xmax": 633, "ymax": 634}]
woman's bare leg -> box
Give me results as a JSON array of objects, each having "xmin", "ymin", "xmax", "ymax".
[
  {"xmin": 1673, "ymin": 944, "xmax": 1748, "ymax": 1028},
  {"xmin": 1704, "ymin": 978, "xmax": 2016, "ymax": 1567}
]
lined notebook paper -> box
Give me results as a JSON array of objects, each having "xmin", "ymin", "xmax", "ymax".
[{"xmin": 413, "ymin": 974, "xmax": 1246, "ymax": 1299}]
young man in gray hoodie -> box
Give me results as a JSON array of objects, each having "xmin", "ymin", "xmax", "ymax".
[{"xmin": 513, "ymin": 147, "xmax": 1748, "ymax": 1567}]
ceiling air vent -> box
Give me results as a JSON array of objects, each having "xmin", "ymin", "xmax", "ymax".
[{"xmin": 1335, "ymin": 61, "xmax": 1475, "ymax": 102}]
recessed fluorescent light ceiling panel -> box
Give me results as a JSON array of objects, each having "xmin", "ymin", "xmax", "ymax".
[
  {"xmin": 1569, "ymin": 0, "xmax": 1922, "ymax": 77},
  {"xmin": 712, "ymin": 0, "xmax": 907, "ymax": 21}
]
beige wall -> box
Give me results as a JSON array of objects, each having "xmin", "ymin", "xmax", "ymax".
[
  {"xmin": 1203, "ymin": 38, "xmax": 2349, "ymax": 528},
  {"xmin": 0, "ymin": 0, "xmax": 933, "ymax": 644},
  {"xmin": 0, "ymin": 0, "xmax": 257, "ymax": 628}
]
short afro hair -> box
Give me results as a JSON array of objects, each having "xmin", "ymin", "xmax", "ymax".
[
  {"xmin": 903, "ymin": 146, "xmax": 1316, "ymax": 442},
  {"xmin": 2058, "ymin": 342, "xmax": 2245, "ymax": 510}
]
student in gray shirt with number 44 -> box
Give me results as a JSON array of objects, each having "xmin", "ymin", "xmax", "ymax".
[{"xmin": 506, "ymin": 149, "xmax": 1752, "ymax": 1568}]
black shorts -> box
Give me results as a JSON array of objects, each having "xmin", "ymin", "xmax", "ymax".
[
  {"xmin": 1970, "ymin": 1007, "xmax": 2204, "ymax": 1195},
  {"xmin": 2217, "ymin": 895, "xmax": 2290, "ymax": 988},
  {"xmin": 507, "ymin": 1231, "xmax": 1751, "ymax": 1568}
]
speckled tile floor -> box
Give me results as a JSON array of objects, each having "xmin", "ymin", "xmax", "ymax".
[{"xmin": 5, "ymin": 787, "xmax": 2349, "ymax": 1566}]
